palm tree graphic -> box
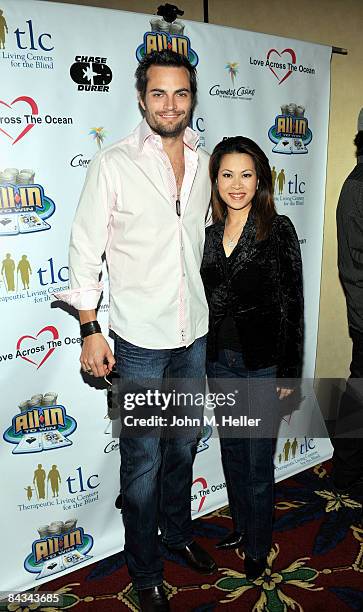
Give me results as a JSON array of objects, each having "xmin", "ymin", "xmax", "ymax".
[
  {"xmin": 225, "ymin": 62, "xmax": 239, "ymax": 85},
  {"xmin": 89, "ymin": 127, "xmax": 107, "ymax": 150}
]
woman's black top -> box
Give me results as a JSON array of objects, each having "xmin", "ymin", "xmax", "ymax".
[
  {"xmin": 201, "ymin": 212, "xmax": 304, "ymax": 379},
  {"xmin": 217, "ymin": 313, "xmax": 243, "ymax": 352}
]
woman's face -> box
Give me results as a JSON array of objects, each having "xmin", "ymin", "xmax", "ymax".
[{"xmin": 217, "ymin": 152, "xmax": 258, "ymax": 213}]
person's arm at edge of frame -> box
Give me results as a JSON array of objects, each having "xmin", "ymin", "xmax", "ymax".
[
  {"xmin": 275, "ymin": 215, "xmax": 304, "ymax": 399},
  {"xmin": 337, "ymin": 181, "xmax": 363, "ymax": 287},
  {"xmin": 55, "ymin": 152, "xmax": 116, "ymax": 377}
]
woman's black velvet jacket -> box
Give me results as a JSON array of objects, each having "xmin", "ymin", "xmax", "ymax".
[{"xmin": 201, "ymin": 212, "xmax": 304, "ymax": 379}]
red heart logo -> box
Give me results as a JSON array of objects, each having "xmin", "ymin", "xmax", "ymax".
[
  {"xmin": 266, "ymin": 48, "xmax": 297, "ymax": 85},
  {"xmin": 16, "ymin": 325, "xmax": 59, "ymax": 369},
  {"xmin": 0, "ymin": 96, "xmax": 39, "ymax": 144},
  {"xmin": 192, "ymin": 476, "xmax": 208, "ymax": 513}
]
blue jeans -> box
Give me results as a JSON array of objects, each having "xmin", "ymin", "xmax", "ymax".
[
  {"xmin": 207, "ymin": 349, "xmax": 277, "ymax": 560},
  {"xmin": 115, "ymin": 334, "xmax": 207, "ymax": 590}
]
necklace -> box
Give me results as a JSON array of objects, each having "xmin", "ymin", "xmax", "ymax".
[{"xmin": 225, "ymin": 220, "xmax": 246, "ymax": 248}]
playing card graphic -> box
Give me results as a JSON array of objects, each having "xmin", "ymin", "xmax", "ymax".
[
  {"xmin": 291, "ymin": 138, "xmax": 308, "ymax": 154},
  {"xmin": 12, "ymin": 432, "xmax": 42, "ymax": 454},
  {"xmin": 62, "ymin": 549, "xmax": 90, "ymax": 568},
  {"xmin": 18, "ymin": 212, "xmax": 51, "ymax": 233},
  {"xmin": 41, "ymin": 430, "xmax": 72, "ymax": 450},
  {"xmin": 37, "ymin": 556, "xmax": 65, "ymax": 579},
  {"xmin": 272, "ymin": 137, "xmax": 293, "ymax": 154},
  {"xmin": 0, "ymin": 215, "xmax": 19, "ymax": 235}
]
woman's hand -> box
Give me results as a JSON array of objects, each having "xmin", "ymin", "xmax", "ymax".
[{"xmin": 276, "ymin": 386, "xmax": 294, "ymax": 400}]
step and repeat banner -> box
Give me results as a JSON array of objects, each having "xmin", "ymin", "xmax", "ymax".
[{"xmin": 0, "ymin": 0, "xmax": 332, "ymax": 591}]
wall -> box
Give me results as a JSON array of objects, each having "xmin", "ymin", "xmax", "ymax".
[{"xmin": 43, "ymin": 0, "xmax": 363, "ymax": 382}]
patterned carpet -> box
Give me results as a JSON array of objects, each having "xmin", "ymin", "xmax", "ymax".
[{"xmin": 4, "ymin": 462, "xmax": 363, "ymax": 612}]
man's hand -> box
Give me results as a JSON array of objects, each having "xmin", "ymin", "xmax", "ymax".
[
  {"xmin": 276, "ymin": 387, "xmax": 294, "ymax": 400},
  {"xmin": 80, "ymin": 333, "xmax": 115, "ymax": 377}
]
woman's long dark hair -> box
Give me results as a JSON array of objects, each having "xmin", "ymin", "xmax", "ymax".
[{"xmin": 209, "ymin": 136, "xmax": 277, "ymax": 240}]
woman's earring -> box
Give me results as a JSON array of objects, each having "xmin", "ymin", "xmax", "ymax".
[{"xmin": 256, "ymin": 180, "xmax": 259, "ymax": 190}]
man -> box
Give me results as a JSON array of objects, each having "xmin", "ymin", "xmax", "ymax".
[
  {"xmin": 333, "ymin": 108, "xmax": 363, "ymax": 496},
  {"xmin": 33, "ymin": 463, "xmax": 46, "ymax": 499},
  {"xmin": 57, "ymin": 50, "xmax": 215, "ymax": 611}
]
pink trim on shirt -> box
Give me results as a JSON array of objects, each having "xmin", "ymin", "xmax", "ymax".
[{"xmin": 53, "ymin": 282, "xmax": 104, "ymax": 310}]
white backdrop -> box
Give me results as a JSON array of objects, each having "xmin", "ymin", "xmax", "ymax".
[{"xmin": 0, "ymin": 0, "xmax": 332, "ymax": 591}]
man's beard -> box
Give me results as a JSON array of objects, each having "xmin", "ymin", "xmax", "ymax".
[{"xmin": 145, "ymin": 109, "xmax": 191, "ymax": 139}]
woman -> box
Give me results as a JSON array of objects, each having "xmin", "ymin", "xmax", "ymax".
[{"xmin": 201, "ymin": 136, "xmax": 304, "ymax": 580}]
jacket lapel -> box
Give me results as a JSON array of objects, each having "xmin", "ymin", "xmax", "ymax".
[{"xmin": 228, "ymin": 213, "xmax": 258, "ymax": 272}]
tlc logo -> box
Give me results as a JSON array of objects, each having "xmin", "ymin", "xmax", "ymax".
[
  {"xmin": 37, "ymin": 257, "xmax": 69, "ymax": 286},
  {"xmin": 272, "ymin": 167, "xmax": 305, "ymax": 196},
  {"xmin": 14, "ymin": 20, "xmax": 54, "ymax": 51},
  {"xmin": 288, "ymin": 173, "xmax": 305, "ymax": 194},
  {"xmin": 189, "ymin": 117, "xmax": 205, "ymax": 133},
  {"xmin": 66, "ymin": 466, "xmax": 99, "ymax": 494}
]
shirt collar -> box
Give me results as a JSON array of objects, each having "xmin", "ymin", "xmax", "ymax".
[{"xmin": 137, "ymin": 118, "xmax": 199, "ymax": 153}]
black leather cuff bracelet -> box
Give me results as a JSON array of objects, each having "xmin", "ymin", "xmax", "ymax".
[{"xmin": 80, "ymin": 320, "xmax": 101, "ymax": 338}]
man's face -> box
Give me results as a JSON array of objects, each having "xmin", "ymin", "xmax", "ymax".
[{"xmin": 139, "ymin": 65, "xmax": 193, "ymax": 139}]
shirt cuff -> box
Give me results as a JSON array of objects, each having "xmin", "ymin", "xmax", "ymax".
[{"xmin": 53, "ymin": 282, "xmax": 104, "ymax": 310}]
